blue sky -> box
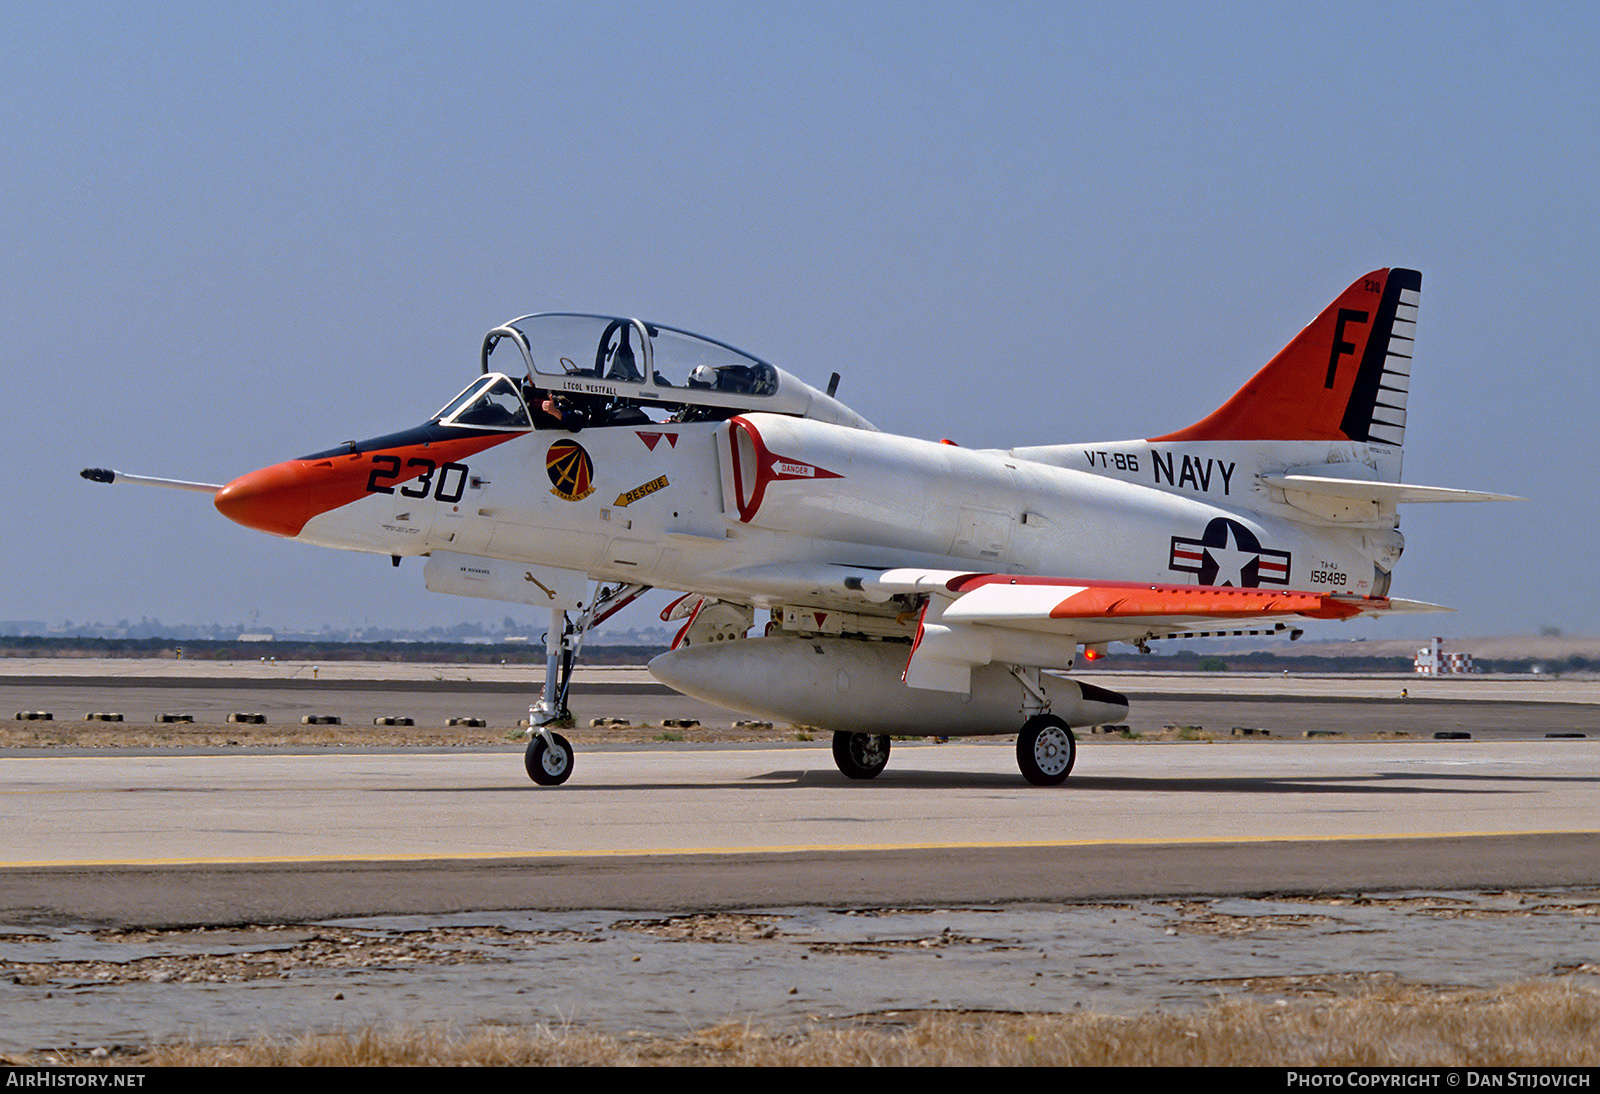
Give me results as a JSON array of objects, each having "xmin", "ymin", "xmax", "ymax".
[{"xmin": 4, "ymin": 3, "xmax": 1593, "ymax": 639}]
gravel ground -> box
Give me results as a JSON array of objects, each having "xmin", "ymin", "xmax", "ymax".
[{"xmin": 4, "ymin": 889, "xmax": 1599, "ymax": 1054}]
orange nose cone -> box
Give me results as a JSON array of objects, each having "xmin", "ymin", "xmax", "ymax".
[{"xmin": 214, "ymin": 459, "xmax": 353, "ymax": 538}]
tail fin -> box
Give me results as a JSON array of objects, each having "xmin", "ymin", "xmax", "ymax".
[{"xmin": 1152, "ymin": 268, "xmax": 1420, "ymax": 446}]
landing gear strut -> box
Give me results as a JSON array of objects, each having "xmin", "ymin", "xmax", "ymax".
[
  {"xmin": 524, "ymin": 581, "xmax": 649, "ymax": 786},
  {"xmin": 1009, "ymin": 665, "xmax": 1076, "ymax": 786}
]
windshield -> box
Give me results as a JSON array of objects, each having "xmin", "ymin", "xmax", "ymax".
[{"xmin": 433, "ymin": 375, "xmax": 531, "ymax": 430}]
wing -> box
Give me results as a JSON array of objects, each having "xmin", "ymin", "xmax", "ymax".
[{"xmin": 704, "ymin": 562, "xmax": 1445, "ymax": 693}]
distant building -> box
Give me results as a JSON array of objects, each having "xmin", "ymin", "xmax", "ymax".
[
  {"xmin": 1414, "ymin": 637, "xmax": 1476, "ymax": 674},
  {"xmin": 237, "ymin": 633, "xmax": 275, "ymax": 643}
]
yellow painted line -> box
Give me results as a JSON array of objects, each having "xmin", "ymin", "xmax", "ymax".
[{"xmin": 5, "ymin": 828, "xmax": 1597, "ymax": 870}]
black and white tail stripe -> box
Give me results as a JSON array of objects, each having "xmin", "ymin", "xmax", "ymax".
[
  {"xmin": 1369, "ymin": 277, "xmax": 1420, "ymax": 446},
  {"xmin": 1341, "ymin": 268, "xmax": 1421, "ymax": 447}
]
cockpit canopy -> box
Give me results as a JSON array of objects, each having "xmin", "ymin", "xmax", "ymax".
[{"xmin": 472, "ymin": 313, "xmax": 873, "ymax": 431}]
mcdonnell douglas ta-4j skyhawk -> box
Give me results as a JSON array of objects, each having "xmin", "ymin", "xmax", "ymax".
[{"xmin": 85, "ymin": 268, "xmax": 1512, "ymax": 786}]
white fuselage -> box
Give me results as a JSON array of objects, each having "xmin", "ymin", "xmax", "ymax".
[{"xmin": 296, "ymin": 412, "xmax": 1396, "ymax": 608}]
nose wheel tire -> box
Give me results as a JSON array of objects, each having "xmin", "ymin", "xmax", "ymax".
[
  {"xmin": 832, "ymin": 731, "xmax": 891, "ymax": 779},
  {"xmin": 1017, "ymin": 715, "xmax": 1076, "ymax": 786},
  {"xmin": 525, "ymin": 732, "xmax": 575, "ymax": 785}
]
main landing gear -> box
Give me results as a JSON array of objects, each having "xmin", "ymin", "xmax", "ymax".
[
  {"xmin": 830, "ymin": 719, "xmax": 1077, "ymax": 784},
  {"xmin": 1016, "ymin": 713, "xmax": 1076, "ymax": 786},
  {"xmin": 524, "ymin": 580, "xmax": 649, "ymax": 786},
  {"xmin": 823, "ymin": 665, "xmax": 1080, "ymax": 785},
  {"xmin": 1009, "ymin": 665, "xmax": 1076, "ymax": 785},
  {"xmin": 832, "ymin": 731, "xmax": 890, "ymax": 779}
]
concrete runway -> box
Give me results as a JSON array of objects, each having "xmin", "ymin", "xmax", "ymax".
[
  {"xmin": 2, "ymin": 665, "xmax": 1598, "ymax": 1049},
  {"xmin": 2, "ymin": 668, "xmax": 1598, "ymax": 922}
]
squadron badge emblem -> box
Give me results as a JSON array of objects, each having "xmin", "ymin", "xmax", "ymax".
[{"xmin": 546, "ymin": 440, "xmax": 596, "ymax": 501}]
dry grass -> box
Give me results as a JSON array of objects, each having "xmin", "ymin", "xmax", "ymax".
[{"xmin": 14, "ymin": 980, "xmax": 1600, "ymax": 1066}]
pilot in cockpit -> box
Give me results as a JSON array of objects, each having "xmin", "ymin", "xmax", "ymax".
[
  {"xmin": 685, "ymin": 362, "xmax": 765, "ymax": 394},
  {"xmin": 524, "ymin": 377, "xmax": 584, "ymax": 432}
]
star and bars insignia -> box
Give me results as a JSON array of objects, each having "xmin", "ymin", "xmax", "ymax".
[{"xmin": 1169, "ymin": 517, "xmax": 1291, "ymax": 587}]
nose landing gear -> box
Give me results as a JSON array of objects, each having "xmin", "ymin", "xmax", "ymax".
[
  {"xmin": 522, "ymin": 580, "xmax": 650, "ymax": 786},
  {"xmin": 525, "ymin": 731, "xmax": 575, "ymax": 786}
]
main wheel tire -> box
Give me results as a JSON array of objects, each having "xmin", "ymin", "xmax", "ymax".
[
  {"xmin": 832, "ymin": 731, "xmax": 891, "ymax": 779},
  {"xmin": 1016, "ymin": 715, "xmax": 1076, "ymax": 786},
  {"xmin": 525, "ymin": 732, "xmax": 575, "ymax": 785}
]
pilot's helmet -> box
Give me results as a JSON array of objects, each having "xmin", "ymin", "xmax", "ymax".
[{"xmin": 687, "ymin": 365, "xmax": 717, "ymax": 389}]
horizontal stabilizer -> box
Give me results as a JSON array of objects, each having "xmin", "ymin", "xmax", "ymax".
[
  {"xmin": 1345, "ymin": 596, "xmax": 1450, "ymax": 614},
  {"xmin": 1262, "ymin": 474, "xmax": 1520, "ymax": 505}
]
